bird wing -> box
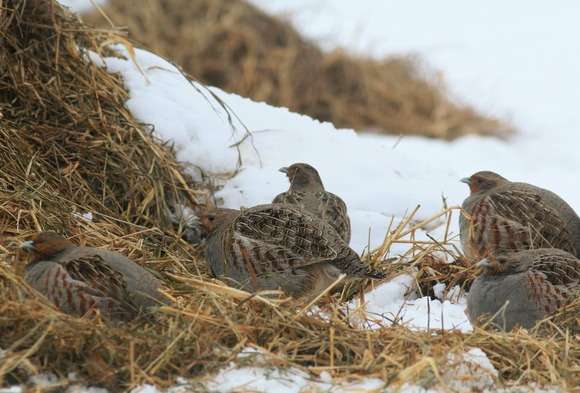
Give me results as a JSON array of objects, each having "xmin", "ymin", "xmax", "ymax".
[
  {"xmin": 232, "ymin": 204, "xmax": 341, "ymax": 273},
  {"xmin": 62, "ymin": 254, "xmax": 138, "ymax": 315},
  {"xmin": 526, "ymin": 269, "xmax": 578, "ymax": 315},
  {"xmin": 316, "ymin": 191, "xmax": 351, "ymax": 243},
  {"xmin": 273, "ymin": 191, "xmax": 351, "ymax": 243},
  {"xmin": 469, "ymin": 189, "xmax": 576, "ymax": 255},
  {"xmin": 529, "ymin": 250, "xmax": 580, "ymax": 287}
]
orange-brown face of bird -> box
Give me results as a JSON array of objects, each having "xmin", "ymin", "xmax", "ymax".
[
  {"xmin": 199, "ymin": 208, "xmax": 240, "ymax": 236},
  {"xmin": 461, "ymin": 171, "xmax": 509, "ymax": 194},
  {"xmin": 279, "ymin": 163, "xmax": 323, "ymax": 189},
  {"xmin": 21, "ymin": 231, "xmax": 74, "ymax": 262}
]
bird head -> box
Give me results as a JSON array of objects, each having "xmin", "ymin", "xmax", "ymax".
[
  {"xmin": 279, "ymin": 163, "xmax": 324, "ymax": 190},
  {"xmin": 476, "ymin": 254, "xmax": 516, "ymax": 274},
  {"xmin": 199, "ymin": 208, "xmax": 240, "ymax": 236},
  {"xmin": 21, "ymin": 231, "xmax": 74, "ymax": 262},
  {"xmin": 461, "ymin": 171, "xmax": 509, "ymax": 194}
]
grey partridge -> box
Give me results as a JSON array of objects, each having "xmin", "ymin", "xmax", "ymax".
[
  {"xmin": 466, "ymin": 248, "xmax": 579, "ymax": 331},
  {"xmin": 273, "ymin": 163, "xmax": 351, "ymax": 243},
  {"xmin": 200, "ymin": 204, "xmax": 383, "ymax": 299},
  {"xmin": 460, "ymin": 171, "xmax": 580, "ymax": 260},
  {"xmin": 21, "ymin": 232, "xmax": 168, "ymax": 321}
]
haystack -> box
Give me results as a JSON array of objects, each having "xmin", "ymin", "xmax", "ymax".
[
  {"xmin": 0, "ymin": 1, "xmax": 576, "ymax": 391},
  {"xmin": 82, "ymin": 0, "xmax": 512, "ymax": 140},
  {"xmin": 0, "ymin": 0, "xmax": 210, "ymax": 388}
]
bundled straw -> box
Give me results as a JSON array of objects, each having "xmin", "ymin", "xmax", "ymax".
[
  {"xmin": 82, "ymin": 0, "xmax": 512, "ymax": 140},
  {"xmin": 0, "ymin": 1, "xmax": 575, "ymax": 391}
]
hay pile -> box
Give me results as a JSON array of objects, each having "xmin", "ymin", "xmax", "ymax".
[
  {"xmin": 82, "ymin": 0, "xmax": 512, "ymax": 140},
  {"xmin": 0, "ymin": 0, "xmax": 210, "ymax": 387},
  {"xmin": 0, "ymin": 1, "xmax": 576, "ymax": 391}
]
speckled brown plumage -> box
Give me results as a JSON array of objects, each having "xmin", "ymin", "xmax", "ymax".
[
  {"xmin": 200, "ymin": 204, "xmax": 383, "ymax": 299},
  {"xmin": 273, "ymin": 163, "xmax": 351, "ymax": 243},
  {"xmin": 22, "ymin": 232, "xmax": 167, "ymax": 321},
  {"xmin": 460, "ymin": 171, "xmax": 580, "ymax": 260},
  {"xmin": 467, "ymin": 248, "xmax": 580, "ymax": 330}
]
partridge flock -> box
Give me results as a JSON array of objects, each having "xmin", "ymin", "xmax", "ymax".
[
  {"xmin": 18, "ymin": 164, "xmax": 579, "ymax": 331},
  {"xmin": 460, "ymin": 171, "xmax": 580, "ymax": 330}
]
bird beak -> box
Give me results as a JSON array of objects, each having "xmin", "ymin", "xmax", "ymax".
[
  {"xmin": 460, "ymin": 177, "xmax": 471, "ymax": 185},
  {"xmin": 20, "ymin": 240, "xmax": 35, "ymax": 252},
  {"xmin": 279, "ymin": 167, "xmax": 288, "ymax": 174}
]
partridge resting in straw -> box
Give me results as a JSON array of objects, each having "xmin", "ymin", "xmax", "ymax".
[
  {"xmin": 460, "ymin": 171, "xmax": 580, "ymax": 260},
  {"xmin": 273, "ymin": 163, "xmax": 351, "ymax": 243},
  {"xmin": 21, "ymin": 232, "xmax": 168, "ymax": 321},
  {"xmin": 200, "ymin": 204, "xmax": 384, "ymax": 299},
  {"xmin": 466, "ymin": 248, "xmax": 580, "ymax": 331}
]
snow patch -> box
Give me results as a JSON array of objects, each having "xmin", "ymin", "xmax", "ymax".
[
  {"xmin": 203, "ymin": 348, "xmax": 385, "ymax": 393},
  {"xmin": 72, "ymin": 211, "xmax": 94, "ymax": 222},
  {"xmin": 350, "ymin": 274, "xmax": 471, "ymax": 332},
  {"xmin": 58, "ymin": 0, "xmax": 107, "ymax": 14}
]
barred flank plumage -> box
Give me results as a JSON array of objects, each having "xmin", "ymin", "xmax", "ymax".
[{"xmin": 203, "ymin": 204, "xmax": 383, "ymax": 299}]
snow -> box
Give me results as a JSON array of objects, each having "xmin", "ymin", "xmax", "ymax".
[
  {"xmin": 124, "ymin": 348, "xmax": 387, "ymax": 392},
  {"xmin": 59, "ymin": 0, "xmax": 106, "ymax": 14},
  {"xmin": 349, "ymin": 274, "xmax": 470, "ymax": 332},
  {"xmin": 0, "ymin": 388, "xmax": 22, "ymax": 393},
  {"xmin": 248, "ymin": 0, "xmax": 580, "ymax": 208},
  {"xmin": 432, "ymin": 283, "xmax": 446, "ymax": 300},
  {"xmin": 127, "ymin": 347, "xmax": 496, "ymax": 393},
  {"xmin": 205, "ymin": 365, "xmax": 385, "ymax": 393},
  {"xmin": 29, "ymin": 373, "xmax": 59, "ymax": 387},
  {"xmin": 116, "ymin": 347, "xmax": 560, "ymax": 393},
  {"xmin": 72, "ymin": 211, "xmax": 94, "ymax": 222},
  {"xmin": 443, "ymin": 348, "xmax": 498, "ymax": 391},
  {"xmin": 67, "ymin": 387, "xmax": 108, "ymax": 393}
]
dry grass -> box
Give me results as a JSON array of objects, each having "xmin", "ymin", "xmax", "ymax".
[
  {"xmin": 82, "ymin": 0, "xmax": 512, "ymax": 140},
  {"xmin": 0, "ymin": 1, "xmax": 576, "ymax": 392}
]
